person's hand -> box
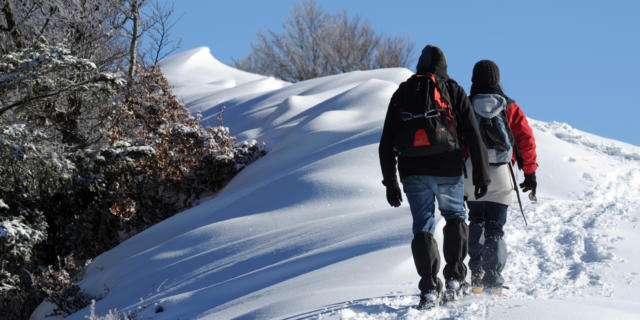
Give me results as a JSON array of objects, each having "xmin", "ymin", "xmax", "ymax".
[
  {"xmin": 474, "ymin": 185, "xmax": 487, "ymax": 199},
  {"xmin": 384, "ymin": 180, "xmax": 402, "ymax": 207},
  {"xmin": 520, "ymin": 172, "xmax": 537, "ymax": 195}
]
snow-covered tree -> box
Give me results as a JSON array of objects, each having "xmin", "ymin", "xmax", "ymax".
[
  {"xmin": 0, "ymin": 37, "xmax": 125, "ymax": 146},
  {"xmin": 0, "ymin": 0, "xmax": 130, "ymax": 70},
  {"xmin": 1, "ymin": 0, "xmax": 182, "ymax": 74},
  {"xmin": 0, "ymin": 38, "xmax": 124, "ymax": 318}
]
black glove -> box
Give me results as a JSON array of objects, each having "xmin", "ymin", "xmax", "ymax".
[
  {"xmin": 474, "ymin": 185, "xmax": 487, "ymax": 199},
  {"xmin": 383, "ymin": 180, "xmax": 402, "ymax": 207},
  {"xmin": 520, "ymin": 172, "xmax": 537, "ymax": 195}
]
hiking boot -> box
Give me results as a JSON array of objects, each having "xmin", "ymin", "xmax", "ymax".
[
  {"xmin": 442, "ymin": 279, "xmax": 470, "ymax": 303},
  {"xmin": 471, "ymin": 270, "xmax": 484, "ymax": 294},
  {"xmin": 417, "ymin": 289, "xmax": 440, "ymax": 309}
]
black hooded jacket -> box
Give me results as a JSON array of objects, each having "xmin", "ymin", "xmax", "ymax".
[{"xmin": 378, "ymin": 46, "xmax": 490, "ymax": 187}]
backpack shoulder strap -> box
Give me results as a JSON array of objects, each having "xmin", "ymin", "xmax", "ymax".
[
  {"xmin": 500, "ymin": 108, "xmax": 515, "ymax": 144},
  {"xmin": 394, "ymin": 76, "xmax": 416, "ymax": 108},
  {"xmin": 503, "ymin": 101, "xmax": 524, "ymax": 169}
]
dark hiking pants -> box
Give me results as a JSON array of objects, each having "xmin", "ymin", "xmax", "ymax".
[
  {"xmin": 411, "ymin": 232, "xmax": 442, "ymax": 293},
  {"xmin": 467, "ymin": 201, "xmax": 508, "ymax": 288},
  {"xmin": 443, "ymin": 218, "xmax": 468, "ymax": 282}
]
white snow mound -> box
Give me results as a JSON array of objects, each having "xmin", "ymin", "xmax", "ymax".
[{"xmin": 35, "ymin": 47, "xmax": 640, "ymax": 320}]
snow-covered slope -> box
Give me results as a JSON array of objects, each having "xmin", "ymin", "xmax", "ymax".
[{"xmin": 36, "ymin": 47, "xmax": 640, "ymax": 319}]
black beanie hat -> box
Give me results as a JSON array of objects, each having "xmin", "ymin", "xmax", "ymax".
[
  {"xmin": 416, "ymin": 45, "xmax": 447, "ymax": 74},
  {"xmin": 472, "ymin": 60, "xmax": 500, "ymax": 87}
]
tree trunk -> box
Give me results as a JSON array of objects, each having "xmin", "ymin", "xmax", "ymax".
[
  {"xmin": 1, "ymin": 0, "xmax": 24, "ymax": 52},
  {"xmin": 127, "ymin": 0, "xmax": 140, "ymax": 90}
]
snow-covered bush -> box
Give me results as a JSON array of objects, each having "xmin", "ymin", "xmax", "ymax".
[
  {"xmin": 0, "ymin": 40, "xmax": 128, "ymax": 318},
  {"xmin": 37, "ymin": 256, "xmax": 91, "ymax": 316},
  {"xmin": 100, "ymin": 65, "xmax": 265, "ymax": 231},
  {"xmin": 0, "ymin": 41, "xmax": 265, "ymax": 317},
  {"xmin": 0, "ymin": 37, "xmax": 125, "ymax": 147},
  {"xmin": 85, "ymin": 299, "xmax": 138, "ymax": 320},
  {"xmin": 0, "ymin": 119, "xmax": 72, "ymax": 317}
]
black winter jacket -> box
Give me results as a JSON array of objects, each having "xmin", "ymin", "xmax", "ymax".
[{"xmin": 378, "ymin": 71, "xmax": 491, "ymax": 187}]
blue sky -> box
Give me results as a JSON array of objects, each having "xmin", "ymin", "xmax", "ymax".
[{"xmin": 170, "ymin": 0, "xmax": 640, "ymax": 146}]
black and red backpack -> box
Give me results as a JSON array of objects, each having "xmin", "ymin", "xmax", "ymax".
[{"xmin": 392, "ymin": 73, "xmax": 460, "ymax": 157}]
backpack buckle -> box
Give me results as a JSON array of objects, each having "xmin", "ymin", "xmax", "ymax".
[
  {"xmin": 402, "ymin": 110, "xmax": 441, "ymax": 121},
  {"xmin": 401, "ymin": 112, "xmax": 414, "ymax": 121},
  {"xmin": 423, "ymin": 109, "xmax": 440, "ymax": 118}
]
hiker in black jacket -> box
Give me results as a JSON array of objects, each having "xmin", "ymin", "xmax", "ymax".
[{"xmin": 378, "ymin": 45, "xmax": 491, "ymax": 308}]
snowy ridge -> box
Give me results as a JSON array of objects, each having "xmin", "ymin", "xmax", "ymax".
[
  {"xmin": 531, "ymin": 120, "xmax": 640, "ymax": 161},
  {"xmin": 33, "ymin": 48, "xmax": 640, "ymax": 320},
  {"xmin": 159, "ymin": 47, "xmax": 288, "ymax": 113}
]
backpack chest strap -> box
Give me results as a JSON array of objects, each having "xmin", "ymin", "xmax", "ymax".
[{"xmin": 401, "ymin": 107, "xmax": 452, "ymax": 122}]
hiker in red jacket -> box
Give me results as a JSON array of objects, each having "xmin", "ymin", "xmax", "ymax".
[{"xmin": 463, "ymin": 59, "xmax": 539, "ymax": 295}]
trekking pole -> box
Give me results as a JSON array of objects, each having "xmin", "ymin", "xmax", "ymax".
[{"xmin": 508, "ymin": 163, "xmax": 528, "ymax": 226}]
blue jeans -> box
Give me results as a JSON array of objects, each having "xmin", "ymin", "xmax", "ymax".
[{"xmin": 401, "ymin": 175, "xmax": 467, "ymax": 235}]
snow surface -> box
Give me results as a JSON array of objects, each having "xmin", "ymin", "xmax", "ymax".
[{"xmin": 32, "ymin": 47, "xmax": 640, "ymax": 319}]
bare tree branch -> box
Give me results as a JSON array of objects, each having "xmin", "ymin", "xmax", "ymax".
[
  {"xmin": 235, "ymin": 0, "xmax": 414, "ymax": 82},
  {"xmin": 144, "ymin": 0, "xmax": 182, "ymax": 66},
  {"xmin": 0, "ymin": 75, "xmax": 114, "ymax": 116},
  {"xmin": 375, "ymin": 35, "xmax": 415, "ymax": 69}
]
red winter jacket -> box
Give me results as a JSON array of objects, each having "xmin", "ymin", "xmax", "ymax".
[{"xmin": 506, "ymin": 102, "xmax": 538, "ymax": 174}]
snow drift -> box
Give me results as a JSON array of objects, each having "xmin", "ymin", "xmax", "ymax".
[{"xmin": 33, "ymin": 47, "xmax": 640, "ymax": 319}]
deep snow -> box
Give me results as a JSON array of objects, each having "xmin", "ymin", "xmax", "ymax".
[{"xmin": 32, "ymin": 47, "xmax": 640, "ymax": 319}]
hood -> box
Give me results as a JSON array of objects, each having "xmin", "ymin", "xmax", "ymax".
[
  {"xmin": 416, "ymin": 45, "xmax": 448, "ymax": 76},
  {"xmin": 471, "ymin": 94, "xmax": 508, "ymax": 118}
]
